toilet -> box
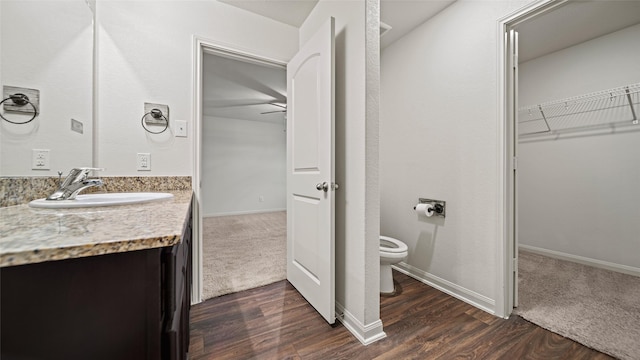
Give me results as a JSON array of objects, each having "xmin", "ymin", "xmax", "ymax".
[{"xmin": 379, "ymin": 236, "xmax": 408, "ymax": 294}]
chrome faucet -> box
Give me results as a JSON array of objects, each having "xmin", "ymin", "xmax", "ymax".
[{"xmin": 47, "ymin": 168, "xmax": 104, "ymax": 201}]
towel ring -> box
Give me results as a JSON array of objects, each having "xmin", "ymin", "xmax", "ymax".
[
  {"xmin": 0, "ymin": 93, "xmax": 39, "ymax": 124},
  {"xmin": 141, "ymin": 108, "xmax": 169, "ymax": 134}
]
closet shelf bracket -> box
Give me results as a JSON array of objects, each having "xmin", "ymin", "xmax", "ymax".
[
  {"xmin": 625, "ymin": 87, "xmax": 638, "ymax": 124},
  {"xmin": 538, "ymin": 105, "xmax": 551, "ymax": 133}
]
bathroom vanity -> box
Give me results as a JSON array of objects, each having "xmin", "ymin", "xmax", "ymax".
[{"xmin": 0, "ymin": 190, "xmax": 193, "ymax": 360}]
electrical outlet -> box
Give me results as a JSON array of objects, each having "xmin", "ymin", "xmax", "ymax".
[
  {"xmin": 175, "ymin": 120, "xmax": 187, "ymax": 137},
  {"xmin": 259, "ymin": 195, "xmax": 264, "ymax": 202},
  {"xmin": 32, "ymin": 149, "xmax": 50, "ymax": 170},
  {"xmin": 137, "ymin": 153, "xmax": 151, "ymax": 171}
]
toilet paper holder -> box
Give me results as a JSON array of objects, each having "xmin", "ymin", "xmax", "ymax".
[{"xmin": 414, "ymin": 198, "xmax": 446, "ymax": 218}]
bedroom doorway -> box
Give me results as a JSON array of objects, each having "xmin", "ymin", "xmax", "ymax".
[{"xmin": 195, "ymin": 46, "xmax": 288, "ymax": 301}]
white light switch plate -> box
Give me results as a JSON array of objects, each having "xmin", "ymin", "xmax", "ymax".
[
  {"xmin": 137, "ymin": 153, "xmax": 151, "ymax": 171},
  {"xmin": 71, "ymin": 118, "xmax": 84, "ymax": 134},
  {"xmin": 175, "ymin": 120, "xmax": 187, "ymax": 137}
]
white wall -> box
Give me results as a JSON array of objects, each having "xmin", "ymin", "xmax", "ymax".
[
  {"xmin": 201, "ymin": 116, "xmax": 285, "ymax": 216},
  {"xmin": 96, "ymin": 1, "xmax": 298, "ymax": 176},
  {"xmin": 1, "ymin": 0, "xmax": 93, "ymax": 176},
  {"xmin": 300, "ymin": 0, "xmax": 383, "ymax": 343},
  {"xmin": 380, "ymin": 0, "xmax": 532, "ymax": 314},
  {"xmin": 518, "ymin": 24, "xmax": 640, "ymax": 269}
]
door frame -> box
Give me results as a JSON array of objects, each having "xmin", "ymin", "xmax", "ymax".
[
  {"xmin": 496, "ymin": 0, "xmax": 568, "ymax": 317},
  {"xmin": 191, "ymin": 36, "xmax": 287, "ymax": 303}
]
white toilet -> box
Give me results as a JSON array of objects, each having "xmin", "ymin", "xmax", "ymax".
[{"xmin": 379, "ymin": 236, "xmax": 408, "ymax": 294}]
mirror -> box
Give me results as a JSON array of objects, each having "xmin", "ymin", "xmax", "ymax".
[{"xmin": 0, "ymin": 0, "xmax": 95, "ymax": 176}]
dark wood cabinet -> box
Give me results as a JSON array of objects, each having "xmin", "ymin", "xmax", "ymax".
[
  {"xmin": 0, "ymin": 214, "xmax": 192, "ymax": 360},
  {"xmin": 163, "ymin": 209, "xmax": 192, "ymax": 360}
]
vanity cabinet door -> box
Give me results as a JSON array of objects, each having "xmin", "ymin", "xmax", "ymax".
[
  {"xmin": 0, "ymin": 213, "xmax": 192, "ymax": 360},
  {"xmin": 162, "ymin": 209, "xmax": 192, "ymax": 360},
  {"xmin": 0, "ymin": 249, "xmax": 163, "ymax": 360}
]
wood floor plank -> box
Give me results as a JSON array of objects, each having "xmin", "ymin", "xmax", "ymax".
[
  {"xmin": 491, "ymin": 326, "xmax": 576, "ymax": 360},
  {"xmin": 252, "ymin": 344, "xmax": 302, "ymax": 360},
  {"xmin": 190, "ymin": 271, "xmax": 615, "ymax": 359},
  {"xmin": 188, "ymin": 334, "xmax": 205, "ymax": 357},
  {"xmin": 292, "ymin": 326, "xmax": 363, "ymax": 359},
  {"xmin": 201, "ymin": 305, "xmax": 319, "ymax": 353},
  {"xmin": 370, "ymin": 312, "xmax": 488, "ymax": 360},
  {"xmin": 465, "ymin": 306, "xmax": 502, "ymax": 326},
  {"xmin": 435, "ymin": 315, "xmax": 537, "ymax": 359}
]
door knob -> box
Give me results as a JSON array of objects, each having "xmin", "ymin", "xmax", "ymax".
[{"xmin": 316, "ymin": 182, "xmax": 329, "ymax": 192}]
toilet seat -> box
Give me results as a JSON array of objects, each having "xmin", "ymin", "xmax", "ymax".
[
  {"xmin": 379, "ymin": 236, "xmax": 408, "ymax": 294},
  {"xmin": 380, "ymin": 236, "xmax": 408, "ymax": 254}
]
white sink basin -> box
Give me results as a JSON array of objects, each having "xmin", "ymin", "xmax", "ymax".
[{"xmin": 28, "ymin": 192, "xmax": 174, "ymax": 209}]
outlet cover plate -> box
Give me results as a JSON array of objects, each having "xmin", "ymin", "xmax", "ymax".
[
  {"xmin": 32, "ymin": 149, "xmax": 50, "ymax": 170},
  {"xmin": 137, "ymin": 153, "xmax": 151, "ymax": 171}
]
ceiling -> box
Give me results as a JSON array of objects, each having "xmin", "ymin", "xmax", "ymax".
[
  {"xmin": 218, "ymin": 0, "xmax": 319, "ymax": 27},
  {"xmin": 217, "ymin": 0, "xmax": 456, "ymax": 49},
  {"xmin": 219, "ymin": 0, "xmax": 640, "ymax": 55},
  {"xmin": 379, "ymin": 0, "xmax": 455, "ymax": 49},
  {"xmin": 203, "ymin": 53, "xmax": 286, "ymax": 124},
  {"xmin": 208, "ymin": 0, "xmax": 640, "ymax": 123},
  {"xmin": 516, "ymin": 0, "xmax": 640, "ymax": 62}
]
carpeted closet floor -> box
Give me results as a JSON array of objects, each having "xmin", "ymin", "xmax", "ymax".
[
  {"xmin": 202, "ymin": 211, "xmax": 286, "ymax": 300},
  {"xmin": 516, "ymin": 250, "xmax": 640, "ymax": 360}
]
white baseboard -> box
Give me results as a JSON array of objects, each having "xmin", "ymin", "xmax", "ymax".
[
  {"xmin": 335, "ymin": 302, "xmax": 386, "ymax": 345},
  {"xmin": 519, "ymin": 244, "xmax": 640, "ymax": 277},
  {"xmin": 392, "ymin": 262, "xmax": 496, "ymax": 315},
  {"xmin": 203, "ymin": 208, "xmax": 286, "ymax": 218}
]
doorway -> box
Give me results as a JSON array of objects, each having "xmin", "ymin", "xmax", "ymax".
[
  {"xmin": 500, "ymin": 1, "xmax": 640, "ymax": 357},
  {"xmin": 192, "ymin": 39, "xmax": 288, "ymax": 303},
  {"xmin": 200, "ymin": 52, "xmax": 287, "ymax": 300},
  {"xmin": 191, "ymin": 26, "xmax": 338, "ymax": 323}
]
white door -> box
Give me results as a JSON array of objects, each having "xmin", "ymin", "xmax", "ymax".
[
  {"xmin": 507, "ymin": 29, "xmax": 520, "ymax": 309},
  {"xmin": 286, "ymin": 17, "xmax": 336, "ymax": 324}
]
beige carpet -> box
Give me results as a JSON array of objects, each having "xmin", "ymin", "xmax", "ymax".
[
  {"xmin": 202, "ymin": 211, "xmax": 286, "ymax": 300},
  {"xmin": 516, "ymin": 251, "xmax": 640, "ymax": 360}
]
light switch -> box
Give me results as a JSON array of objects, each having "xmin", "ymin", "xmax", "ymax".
[
  {"xmin": 71, "ymin": 118, "xmax": 84, "ymax": 134},
  {"xmin": 175, "ymin": 120, "xmax": 187, "ymax": 137}
]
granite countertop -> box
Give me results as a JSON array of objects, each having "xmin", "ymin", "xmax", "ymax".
[{"xmin": 0, "ymin": 190, "xmax": 192, "ymax": 267}]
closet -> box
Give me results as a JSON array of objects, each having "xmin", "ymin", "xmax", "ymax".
[
  {"xmin": 513, "ymin": 6, "xmax": 640, "ymax": 358},
  {"xmin": 517, "ymin": 21, "xmax": 640, "ymax": 268}
]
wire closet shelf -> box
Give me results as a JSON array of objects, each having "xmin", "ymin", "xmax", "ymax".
[{"xmin": 518, "ymin": 83, "xmax": 639, "ymax": 136}]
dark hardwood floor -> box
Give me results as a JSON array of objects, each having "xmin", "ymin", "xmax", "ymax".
[{"xmin": 189, "ymin": 271, "xmax": 612, "ymax": 359}]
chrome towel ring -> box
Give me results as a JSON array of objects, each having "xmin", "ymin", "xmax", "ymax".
[
  {"xmin": 0, "ymin": 93, "xmax": 39, "ymax": 124},
  {"xmin": 141, "ymin": 108, "xmax": 169, "ymax": 134}
]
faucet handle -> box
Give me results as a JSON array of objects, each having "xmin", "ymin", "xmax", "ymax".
[
  {"xmin": 48, "ymin": 168, "xmax": 105, "ymax": 200},
  {"xmin": 61, "ymin": 168, "xmax": 104, "ymax": 187}
]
